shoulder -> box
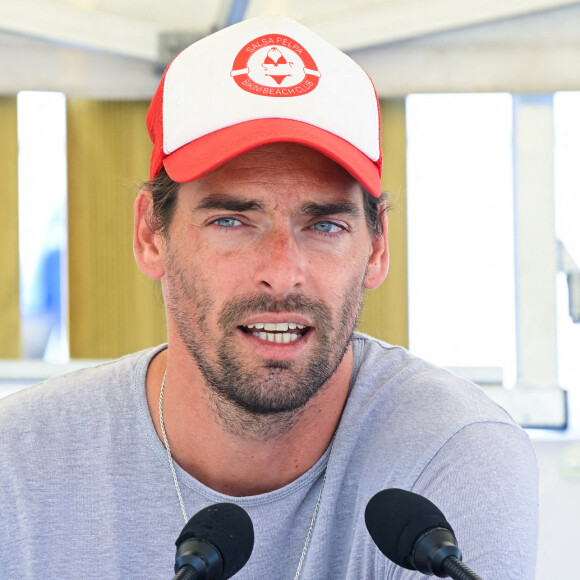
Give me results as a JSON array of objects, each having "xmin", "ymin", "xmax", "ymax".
[
  {"xmin": 343, "ymin": 334, "xmax": 538, "ymax": 578},
  {"xmin": 350, "ymin": 332, "xmax": 513, "ymax": 424},
  {"xmin": 344, "ymin": 333, "xmax": 532, "ymax": 482},
  {"xmin": 0, "ymin": 345, "xmax": 164, "ymax": 443}
]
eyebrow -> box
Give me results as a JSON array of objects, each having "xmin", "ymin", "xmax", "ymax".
[
  {"xmin": 194, "ymin": 195, "xmax": 361, "ymax": 218},
  {"xmin": 299, "ymin": 201, "xmax": 362, "ymax": 218},
  {"xmin": 195, "ymin": 194, "xmax": 265, "ymax": 213}
]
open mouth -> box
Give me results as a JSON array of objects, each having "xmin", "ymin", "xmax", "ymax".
[{"xmin": 239, "ymin": 322, "xmax": 310, "ymax": 344}]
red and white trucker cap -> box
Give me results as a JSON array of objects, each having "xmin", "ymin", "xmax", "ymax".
[{"xmin": 147, "ymin": 15, "xmax": 383, "ymax": 197}]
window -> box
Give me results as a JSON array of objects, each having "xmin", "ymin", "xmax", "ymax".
[
  {"xmin": 406, "ymin": 93, "xmax": 516, "ymax": 382},
  {"xmin": 406, "ymin": 92, "xmax": 578, "ymax": 429},
  {"xmin": 17, "ymin": 91, "xmax": 68, "ymax": 363},
  {"xmin": 554, "ymin": 92, "xmax": 580, "ymax": 424}
]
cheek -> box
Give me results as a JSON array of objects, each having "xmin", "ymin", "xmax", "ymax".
[
  {"xmin": 313, "ymin": 245, "xmax": 370, "ymax": 280},
  {"xmin": 311, "ymin": 260, "xmax": 368, "ymax": 307}
]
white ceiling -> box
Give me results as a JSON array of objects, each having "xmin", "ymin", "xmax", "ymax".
[{"xmin": 1, "ymin": 0, "xmax": 580, "ymax": 98}]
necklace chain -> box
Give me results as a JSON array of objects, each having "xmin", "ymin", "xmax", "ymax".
[
  {"xmin": 159, "ymin": 370, "xmax": 188, "ymax": 523},
  {"xmin": 158, "ymin": 369, "xmax": 335, "ymax": 579},
  {"xmin": 292, "ymin": 435, "xmax": 334, "ymax": 580}
]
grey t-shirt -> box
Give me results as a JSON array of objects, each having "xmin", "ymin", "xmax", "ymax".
[{"xmin": 0, "ymin": 334, "xmax": 538, "ymax": 579}]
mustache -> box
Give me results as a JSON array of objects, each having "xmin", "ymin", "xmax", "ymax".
[{"xmin": 219, "ymin": 293, "xmax": 331, "ymax": 330}]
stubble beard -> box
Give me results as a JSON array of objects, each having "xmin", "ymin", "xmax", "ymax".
[{"xmin": 164, "ymin": 253, "xmax": 365, "ymax": 439}]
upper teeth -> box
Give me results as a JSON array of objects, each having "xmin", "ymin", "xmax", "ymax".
[{"xmin": 245, "ymin": 322, "xmax": 306, "ymax": 331}]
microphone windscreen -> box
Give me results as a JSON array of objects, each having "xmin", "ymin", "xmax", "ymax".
[
  {"xmin": 364, "ymin": 488, "xmax": 454, "ymax": 569},
  {"xmin": 176, "ymin": 502, "xmax": 254, "ymax": 578}
]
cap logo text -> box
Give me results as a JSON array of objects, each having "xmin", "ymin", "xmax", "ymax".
[{"xmin": 231, "ymin": 34, "xmax": 320, "ymax": 97}]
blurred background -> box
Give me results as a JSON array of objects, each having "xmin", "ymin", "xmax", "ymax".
[{"xmin": 0, "ymin": 1, "xmax": 579, "ymax": 577}]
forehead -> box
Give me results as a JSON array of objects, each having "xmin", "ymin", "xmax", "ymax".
[{"xmin": 185, "ymin": 143, "xmax": 364, "ymax": 206}]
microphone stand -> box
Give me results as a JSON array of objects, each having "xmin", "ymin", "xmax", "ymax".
[
  {"xmin": 172, "ymin": 566, "xmax": 201, "ymax": 580},
  {"xmin": 441, "ymin": 556, "xmax": 483, "ymax": 580},
  {"xmin": 171, "ymin": 538, "xmax": 223, "ymax": 580},
  {"xmin": 412, "ymin": 527, "xmax": 483, "ymax": 580}
]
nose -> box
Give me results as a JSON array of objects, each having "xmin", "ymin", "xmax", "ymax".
[{"xmin": 253, "ymin": 227, "xmax": 306, "ymax": 295}]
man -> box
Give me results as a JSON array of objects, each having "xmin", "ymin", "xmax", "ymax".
[{"xmin": 0, "ymin": 16, "xmax": 537, "ymax": 579}]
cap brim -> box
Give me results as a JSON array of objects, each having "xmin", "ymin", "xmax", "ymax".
[{"xmin": 163, "ymin": 118, "xmax": 382, "ymax": 197}]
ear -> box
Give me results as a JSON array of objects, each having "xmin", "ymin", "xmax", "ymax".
[
  {"xmin": 133, "ymin": 189, "xmax": 165, "ymax": 280},
  {"xmin": 364, "ymin": 208, "xmax": 389, "ymax": 290}
]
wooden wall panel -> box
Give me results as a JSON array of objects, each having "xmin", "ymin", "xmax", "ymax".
[
  {"xmin": 67, "ymin": 100, "xmax": 166, "ymax": 359},
  {"xmin": 358, "ymin": 99, "xmax": 409, "ymax": 347},
  {"xmin": 0, "ymin": 97, "xmax": 21, "ymax": 358}
]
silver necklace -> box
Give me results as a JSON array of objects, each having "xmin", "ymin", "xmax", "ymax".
[
  {"xmin": 159, "ymin": 369, "xmax": 188, "ymax": 523},
  {"xmin": 158, "ymin": 369, "xmax": 335, "ymax": 580}
]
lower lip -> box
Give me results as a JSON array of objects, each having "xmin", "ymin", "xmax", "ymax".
[{"xmin": 236, "ymin": 327, "xmax": 312, "ymax": 360}]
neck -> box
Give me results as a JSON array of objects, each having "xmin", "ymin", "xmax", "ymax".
[{"xmin": 146, "ymin": 344, "xmax": 352, "ymax": 496}]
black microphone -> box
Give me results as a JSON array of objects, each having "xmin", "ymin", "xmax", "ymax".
[
  {"xmin": 365, "ymin": 489, "xmax": 483, "ymax": 580},
  {"xmin": 172, "ymin": 502, "xmax": 254, "ymax": 580}
]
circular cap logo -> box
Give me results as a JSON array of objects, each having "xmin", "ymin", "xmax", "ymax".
[{"xmin": 231, "ymin": 34, "xmax": 320, "ymax": 97}]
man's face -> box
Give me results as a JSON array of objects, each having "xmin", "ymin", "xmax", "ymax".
[{"xmin": 160, "ymin": 143, "xmax": 385, "ymax": 417}]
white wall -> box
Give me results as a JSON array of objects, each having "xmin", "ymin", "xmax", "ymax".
[{"xmin": 534, "ymin": 438, "xmax": 580, "ymax": 578}]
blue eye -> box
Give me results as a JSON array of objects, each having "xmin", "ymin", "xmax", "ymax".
[
  {"xmin": 214, "ymin": 217, "xmax": 242, "ymax": 228},
  {"xmin": 312, "ymin": 221, "xmax": 343, "ymax": 233}
]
